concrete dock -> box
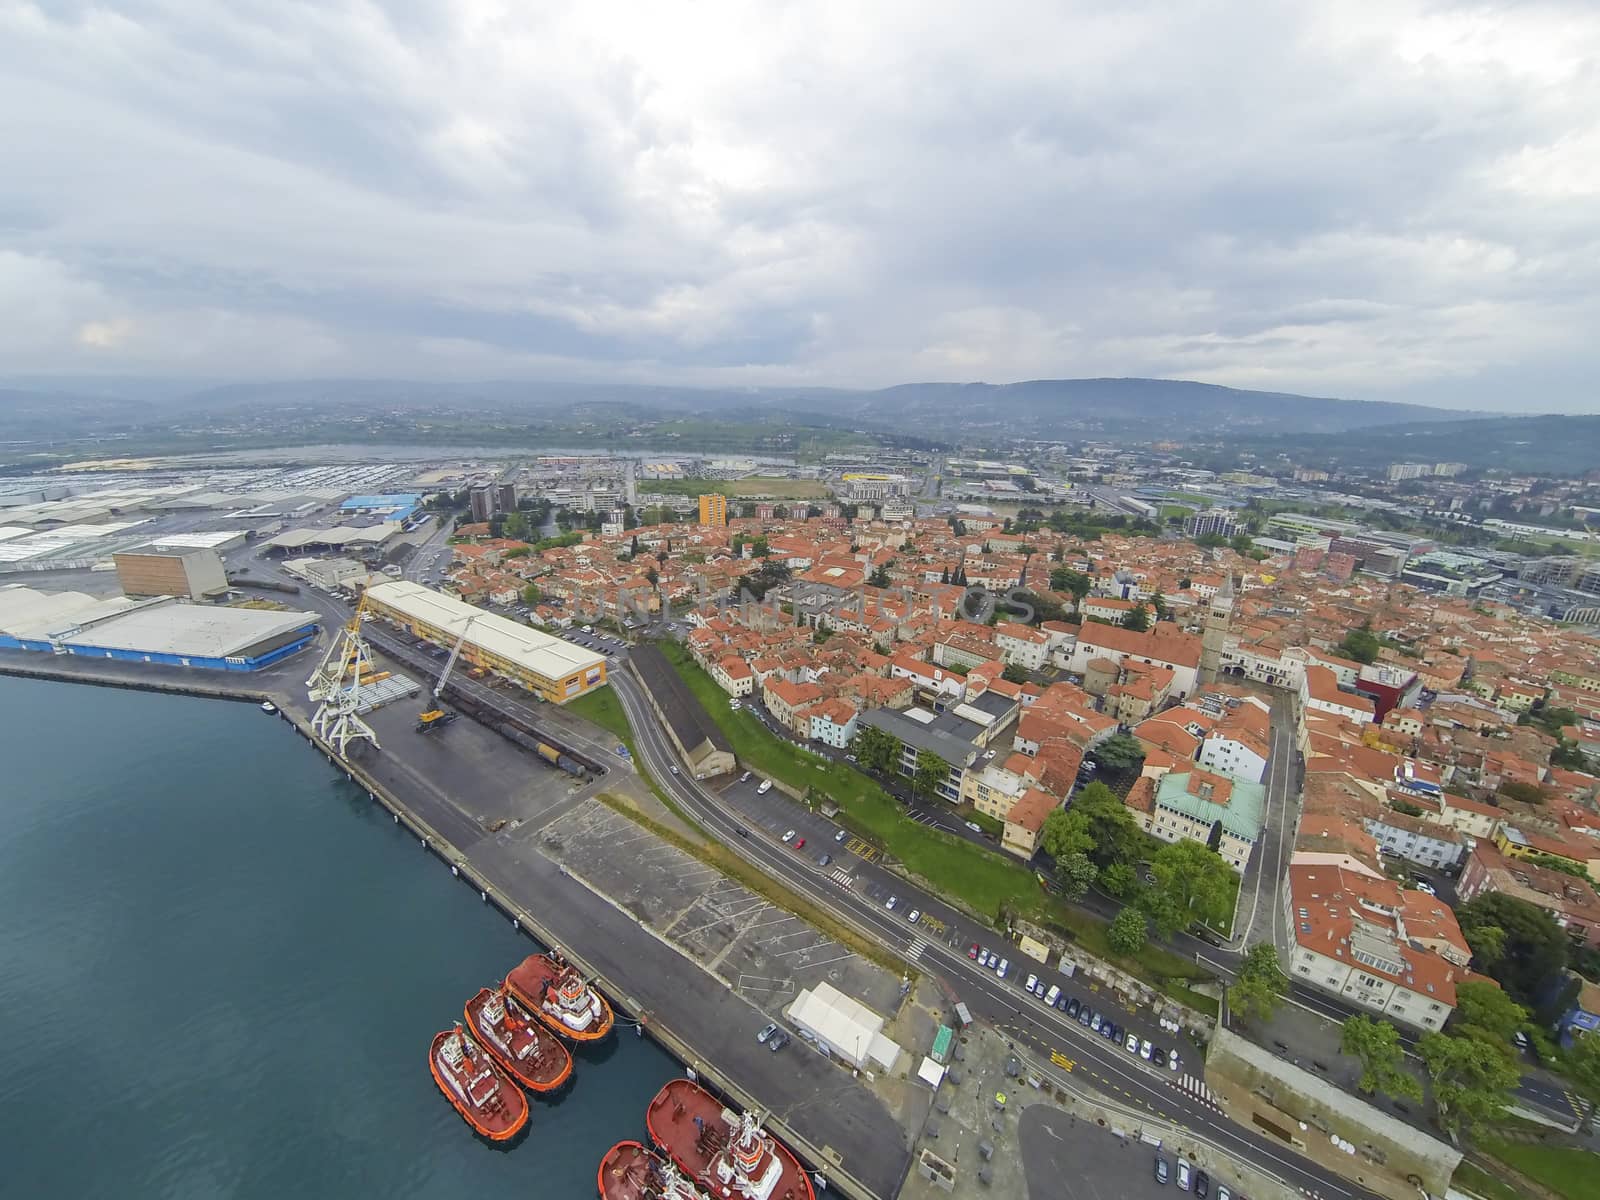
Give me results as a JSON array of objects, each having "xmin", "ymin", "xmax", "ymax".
[{"xmin": 0, "ymin": 649, "xmax": 916, "ymax": 1200}]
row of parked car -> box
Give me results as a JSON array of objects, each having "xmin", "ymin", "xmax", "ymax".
[
  {"xmin": 1154, "ymin": 1153, "xmax": 1230, "ymax": 1197},
  {"xmin": 968, "ymin": 943, "xmax": 1183, "ymax": 1072}
]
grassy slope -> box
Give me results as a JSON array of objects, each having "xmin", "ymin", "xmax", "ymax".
[
  {"xmin": 657, "ymin": 642, "xmax": 1213, "ymax": 1000},
  {"xmin": 1478, "ymin": 1141, "xmax": 1597, "ymax": 1200}
]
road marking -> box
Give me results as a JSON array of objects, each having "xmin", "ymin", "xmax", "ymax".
[
  {"xmin": 1049, "ymin": 1051, "xmax": 1075, "ymax": 1071},
  {"xmin": 828, "ymin": 868, "xmax": 856, "ymax": 889},
  {"xmin": 906, "ymin": 936, "xmax": 930, "ymax": 962}
]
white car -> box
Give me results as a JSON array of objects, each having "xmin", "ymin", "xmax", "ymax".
[
  {"xmin": 670, "ymin": 766, "xmax": 680, "ymax": 775},
  {"xmin": 757, "ymin": 780, "xmax": 773, "ymax": 794},
  {"xmin": 1125, "ymin": 1032, "xmax": 1139, "ymax": 1054},
  {"xmin": 1414, "ymin": 880, "xmax": 1437, "ymax": 896},
  {"xmin": 995, "ymin": 958, "xmax": 1009, "ymax": 978},
  {"xmin": 1024, "ymin": 973, "xmax": 1039, "ymax": 993},
  {"xmin": 1044, "ymin": 984, "xmax": 1060, "ymax": 1006},
  {"xmin": 885, "ymin": 896, "xmax": 898, "ymax": 911},
  {"xmin": 781, "ymin": 829, "xmax": 796, "ymax": 843},
  {"xmin": 907, "ymin": 909, "xmax": 921, "ymax": 924},
  {"xmin": 1140, "ymin": 1039, "xmax": 1153, "ymax": 1060}
]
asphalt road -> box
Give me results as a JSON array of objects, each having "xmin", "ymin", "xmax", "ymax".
[
  {"xmin": 605, "ymin": 670, "xmax": 1384, "ymax": 1200},
  {"xmin": 1232, "ymin": 696, "xmax": 1302, "ymax": 954}
]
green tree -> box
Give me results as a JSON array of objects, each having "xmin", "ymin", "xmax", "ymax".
[
  {"xmin": 1056, "ymin": 851, "xmax": 1098, "ymax": 901},
  {"xmin": 520, "ymin": 583, "xmax": 541, "ymax": 607},
  {"xmin": 1150, "ymin": 591, "xmax": 1171, "ymax": 622},
  {"xmin": 1456, "ymin": 892, "xmax": 1570, "ymax": 1005},
  {"xmin": 1002, "ymin": 663, "xmax": 1031, "ymax": 684},
  {"xmin": 1108, "ymin": 907, "xmax": 1148, "ymax": 955},
  {"xmin": 1340, "ymin": 1015, "xmax": 1423, "ymax": 1101},
  {"xmin": 1100, "ymin": 860, "xmax": 1139, "ymax": 898},
  {"xmin": 1450, "ymin": 980, "xmax": 1529, "ymax": 1045},
  {"xmin": 1229, "ymin": 532, "xmax": 1254, "ymax": 555},
  {"xmin": 1048, "ymin": 568, "xmax": 1092, "ymax": 611},
  {"xmin": 1227, "ymin": 944, "xmax": 1287, "ymax": 1024},
  {"xmin": 1418, "ymin": 1031, "xmax": 1521, "ymax": 1136},
  {"xmin": 1146, "ymin": 838, "xmax": 1235, "ymax": 933},
  {"xmin": 1566, "ymin": 1030, "xmax": 1600, "ymax": 1134},
  {"xmin": 1040, "ymin": 807, "xmax": 1092, "ymax": 860},
  {"xmin": 1043, "ymin": 782, "xmax": 1148, "ymax": 870},
  {"xmin": 502, "ymin": 511, "xmax": 531, "ymax": 541},
  {"xmin": 1120, "ymin": 603, "xmax": 1151, "ymax": 632},
  {"xmin": 868, "ymin": 563, "xmax": 892, "ymax": 588},
  {"xmin": 1337, "ymin": 623, "xmax": 1381, "ymax": 665},
  {"xmin": 912, "ymin": 750, "xmax": 951, "ymax": 801},
  {"xmin": 1195, "ymin": 532, "xmax": 1228, "ymax": 549},
  {"xmin": 1499, "ymin": 780, "xmax": 1550, "ymax": 805},
  {"xmin": 849, "ymin": 726, "xmax": 900, "ymax": 775},
  {"xmin": 1091, "ymin": 733, "xmax": 1146, "ymax": 774}
]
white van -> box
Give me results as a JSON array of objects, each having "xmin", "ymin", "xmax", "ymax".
[{"xmin": 1044, "ymin": 984, "xmax": 1061, "ymax": 1007}]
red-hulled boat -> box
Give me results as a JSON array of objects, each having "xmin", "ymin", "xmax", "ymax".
[
  {"xmin": 647, "ymin": 1078, "xmax": 815, "ymax": 1200},
  {"xmin": 428, "ymin": 1026, "xmax": 529, "ymax": 1141},
  {"xmin": 506, "ymin": 952, "xmax": 615, "ymax": 1041},
  {"xmin": 465, "ymin": 985, "xmax": 574, "ymax": 1092},
  {"xmin": 599, "ymin": 1140, "xmax": 712, "ymax": 1200}
]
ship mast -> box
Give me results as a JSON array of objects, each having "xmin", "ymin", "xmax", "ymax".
[{"xmin": 307, "ymin": 590, "xmax": 381, "ymax": 758}]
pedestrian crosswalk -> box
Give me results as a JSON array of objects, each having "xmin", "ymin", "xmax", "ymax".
[
  {"xmin": 1176, "ymin": 1073, "xmax": 1222, "ymax": 1112},
  {"xmin": 828, "ymin": 868, "xmax": 855, "ymax": 889},
  {"xmin": 906, "ymin": 937, "xmax": 930, "ymax": 962}
]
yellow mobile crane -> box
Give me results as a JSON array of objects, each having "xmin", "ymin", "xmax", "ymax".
[{"xmin": 416, "ymin": 615, "xmax": 478, "ymax": 733}]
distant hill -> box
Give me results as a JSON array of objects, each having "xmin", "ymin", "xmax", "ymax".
[
  {"xmin": 1246, "ymin": 413, "xmax": 1600, "ymax": 475},
  {"xmin": 0, "ymin": 373, "xmax": 1512, "ymax": 457}
]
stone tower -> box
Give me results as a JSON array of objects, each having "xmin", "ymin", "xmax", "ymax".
[{"xmin": 1199, "ymin": 571, "xmax": 1235, "ymax": 684}]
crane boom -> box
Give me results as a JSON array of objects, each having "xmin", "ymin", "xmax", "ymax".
[{"xmin": 417, "ymin": 615, "xmax": 477, "ymax": 731}]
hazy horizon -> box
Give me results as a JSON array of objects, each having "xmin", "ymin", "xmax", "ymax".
[{"xmin": 3, "ymin": 3, "xmax": 1598, "ymax": 414}]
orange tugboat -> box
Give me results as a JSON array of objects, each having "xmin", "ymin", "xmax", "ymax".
[
  {"xmin": 599, "ymin": 1140, "xmax": 711, "ymax": 1200},
  {"xmin": 464, "ymin": 984, "xmax": 574, "ymax": 1092},
  {"xmin": 506, "ymin": 951, "xmax": 615, "ymax": 1042},
  {"xmin": 647, "ymin": 1078, "xmax": 816, "ymax": 1200},
  {"xmin": 428, "ymin": 1026, "xmax": 529, "ymax": 1141}
]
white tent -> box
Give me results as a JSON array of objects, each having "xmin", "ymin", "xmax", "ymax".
[{"xmin": 785, "ymin": 981, "xmax": 902, "ymax": 1072}]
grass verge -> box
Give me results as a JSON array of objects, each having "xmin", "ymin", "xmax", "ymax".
[
  {"xmin": 593, "ymin": 792, "xmax": 903, "ymax": 975},
  {"xmin": 1452, "ymin": 1161, "xmax": 1524, "ymax": 1200},
  {"xmin": 658, "ymin": 641, "xmax": 1215, "ymax": 1002},
  {"xmin": 1478, "ymin": 1140, "xmax": 1596, "ymax": 1200}
]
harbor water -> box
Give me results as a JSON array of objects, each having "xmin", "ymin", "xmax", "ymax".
[{"xmin": 0, "ymin": 675, "xmax": 680, "ymax": 1198}]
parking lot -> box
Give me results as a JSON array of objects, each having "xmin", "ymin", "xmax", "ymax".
[
  {"xmin": 1020, "ymin": 1105, "xmax": 1255, "ymax": 1200},
  {"xmin": 534, "ymin": 798, "xmax": 906, "ymax": 1021}
]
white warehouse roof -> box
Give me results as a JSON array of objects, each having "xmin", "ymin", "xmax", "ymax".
[
  {"xmin": 364, "ymin": 580, "xmax": 606, "ymax": 683},
  {"xmin": 65, "ymin": 604, "xmax": 319, "ymax": 659}
]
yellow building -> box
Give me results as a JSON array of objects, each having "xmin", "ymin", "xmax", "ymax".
[
  {"xmin": 698, "ymin": 493, "xmax": 728, "ymax": 527},
  {"xmin": 363, "ymin": 580, "xmax": 607, "ymax": 704}
]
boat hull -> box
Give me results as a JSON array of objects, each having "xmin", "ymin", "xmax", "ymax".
[
  {"xmin": 429, "ymin": 1029, "xmax": 529, "ymax": 1141},
  {"xmin": 646, "ymin": 1078, "xmax": 816, "ymax": 1200},
  {"xmin": 505, "ymin": 952, "xmax": 616, "ymax": 1042},
  {"xmin": 599, "ymin": 1139, "xmax": 707, "ymax": 1200},
  {"xmin": 464, "ymin": 986, "xmax": 574, "ymax": 1092}
]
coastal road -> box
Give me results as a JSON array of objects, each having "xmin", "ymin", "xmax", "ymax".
[{"xmin": 606, "ymin": 671, "xmax": 1383, "ymax": 1200}]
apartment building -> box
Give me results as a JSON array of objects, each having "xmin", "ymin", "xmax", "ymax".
[
  {"xmin": 1285, "ymin": 865, "xmax": 1462, "ymax": 1032},
  {"xmin": 1139, "ymin": 769, "xmax": 1265, "ymax": 872}
]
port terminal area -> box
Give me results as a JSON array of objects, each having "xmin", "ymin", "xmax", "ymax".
[{"xmin": 0, "ymin": 648, "xmax": 925, "ymax": 1200}]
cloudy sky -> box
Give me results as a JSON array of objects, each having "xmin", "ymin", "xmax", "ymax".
[{"xmin": 2, "ymin": 1, "xmax": 1597, "ymax": 411}]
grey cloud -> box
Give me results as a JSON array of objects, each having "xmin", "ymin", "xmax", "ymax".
[{"xmin": 0, "ymin": 0, "xmax": 1596, "ymax": 410}]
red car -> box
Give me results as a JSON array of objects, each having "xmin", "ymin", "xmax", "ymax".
[
  {"xmin": 793, "ymin": 837, "xmax": 806, "ymax": 850},
  {"xmin": 968, "ymin": 943, "xmax": 980, "ymax": 959}
]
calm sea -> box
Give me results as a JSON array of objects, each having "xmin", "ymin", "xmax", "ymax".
[{"xmin": 0, "ymin": 675, "xmax": 678, "ymax": 1198}]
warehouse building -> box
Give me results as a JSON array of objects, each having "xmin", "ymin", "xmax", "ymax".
[
  {"xmin": 0, "ymin": 586, "xmax": 318, "ymax": 671},
  {"xmin": 114, "ymin": 545, "xmax": 229, "ymax": 601},
  {"xmin": 363, "ymin": 580, "xmax": 607, "ymax": 704}
]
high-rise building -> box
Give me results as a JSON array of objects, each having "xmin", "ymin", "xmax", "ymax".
[
  {"xmin": 495, "ymin": 483, "xmax": 518, "ymax": 514},
  {"xmin": 1184, "ymin": 509, "xmax": 1240, "ymax": 540},
  {"xmin": 698, "ymin": 493, "xmax": 728, "ymax": 527},
  {"xmin": 469, "ymin": 485, "xmax": 493, "ymax": 523}
]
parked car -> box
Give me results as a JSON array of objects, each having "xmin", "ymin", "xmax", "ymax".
[
  {"xmin": 757, "ymin": 780, "xmax": 772, "ymax": 794},
  {"xmin": 1090, "ymin": 1012, "xmax": 1102, "ymax": 1032},
  {"xmin": 968, "ymin": 943, "xmax": 981, "ymax": 959},
  {"xmin": 1125, "ymin": 1032, "xmax": 1140, "ymax": 1054},
  {"xmin": 756, "ymin": 1022, "xmax": 778, "ymax": 1044},
  {"xmin": 1155, "ymin": 1156, "xmax": 1169, "ymax": 1185},
  {"xmin": 906, "ymin": 908, "xmax": 920, "ymax": 923},
  {"xmin": 995, "ymin": 958, "xmax": 1009, "ymax": 978},
  {"xmin": 793, "ymin": 837, "xmax": 806, "ymax": 850},
  {"xmin": 1024, "ymin": 973, "xmax": 1038, "ymax": 994},
  {"xmin": 1194, "ymin": 1169, "xmax": 1210, "ymax": 1198},
  {"xmin": 965, "ymin": 821, "xmax": 982, "ymax": 833},
  {"xmin": 1215, "ymin": 1186, "xmax": 1231, "ymax": 1200},
  {"xmin": 1077, "ymin": 1007, "xmax": 1092, "ymax": 1027},
  {"xmin": 768, "ymin": 1031, "xmax": 790, "ymax": 1053},
  {"xmin": 977, "ymin": 950, "xmax": 991, "ymax": 968},
  {"xmin": 1140, "ymin": 1039, "xmax": 1153, "ymax": 1060},
  {"xmin": 1176, "ymin": 1159, "xmax": 1192, "ymax": 1192},
  {"xmin": 1103, "ymin": 1022, "xmax": 1119, "ymax": 1042},
  {"xmin": 781, "ymin": 829, "xmax": 795, "ymax": 843},
  {"xmin": 740, "ymin": 771, "xmax": 752, "ymax": 783},
  {"xmin": 834, "ymin": 828, "xmax": 848, "ymax": 842},
  {"xmin": 816, "ymin": 853, "xmax": 831, "ymax": 867},
  {"xmin": 885, "ymin": 896, "xmax": 898, "ymax": 911},
  {"xmin": 1055, "ymin": 992, "xmax": 1070, "ymax": 1012},
  {"xmin": 1044, "ymin": 984, "xmax": 1060, "ymax": 1007},
  {"xmin": 1066, "ymin": 998, "xmax": 1081, "ymax": 1019},
  {"xmin": 1413, "ymin": 879, "xmax": 1437, "ymax": 896}
]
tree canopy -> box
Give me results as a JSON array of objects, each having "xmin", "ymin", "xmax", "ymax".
[
  {"xmin": 1418, "ymin": 1031, "xmax": 1521, "ymax": 1136},
  {"xmin": 1055, "ymin": 851, "xmax": 1098, "ymax": 901},
  {"xmin": 1456, "ymin": 892, "xmax": 1570, "ymax": 1005},
  {"xmin": 1340, "ymin": 1015, "xmax": 1422, "ymax": 1101},
  {"xmin": 1108, "ymin": 907, "xmax": 1148, "ymax": 955},
  {"xmin": 850, "ymin": 726, "xmax": 900, "ymax": 775},
  {"xmin": 1336, "ymin": 622, "xmax": 1381, "ymax": 665},
  {"xmin": 1142, "ymin": 837, "xmax": 1236, "ymax": 936},
  {"xmin": 1090, "ymin": 732, "xmax": 1146, "ymax": 774},
  {"xmin": 1120, "ymin": 603, "xmax": 1151, "ymax": 632},
  {"xmin": 1450, "ymin": 979, "xmax": 1529, "ymax": 1046},
  {"xmin": 1227, "ymin": 944, "xmax": 1286, "ymax": 1024},
  {"xmin": 912, "ymin": 750, "xmax": 950, "ymax": 801}
]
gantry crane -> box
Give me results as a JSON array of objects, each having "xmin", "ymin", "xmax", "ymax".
[
  {"xmin": 307, "ymin": 592, "xmax": 381, "ymax": 758},
  {"xmin": 416, "ymin": 615, "xmax": 478, "ymax": 733}
]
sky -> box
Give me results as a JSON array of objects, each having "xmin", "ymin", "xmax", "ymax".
[{"xmin": 1, "ymin": 1, "xmax": 1597, "ymax": 412}]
